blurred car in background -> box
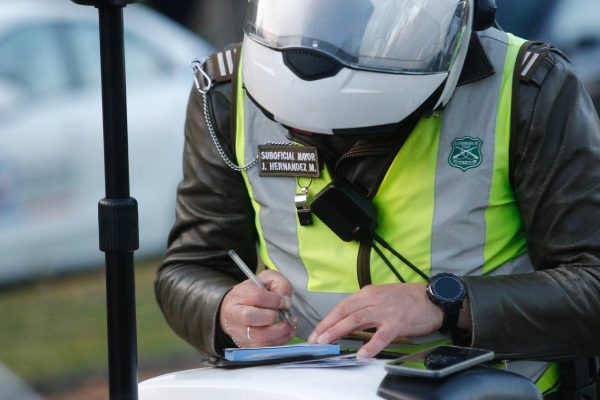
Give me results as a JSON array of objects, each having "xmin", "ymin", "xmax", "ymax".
[
  {"xmin": 0, "ymin": 0, "xmax": 213, "ymax": 283},
  {"xmin": 496, "ymin": 0, "xmax": 600, "ymax": 114}
]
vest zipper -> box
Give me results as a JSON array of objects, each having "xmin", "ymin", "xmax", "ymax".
[{"xmin": 335, "ymin": 149, "xmax": 389, "ymax": 171}]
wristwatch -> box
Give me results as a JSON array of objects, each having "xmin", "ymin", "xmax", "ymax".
[{"xmin": 426, "ymin": 273, "xmax": 467, "ymax": 333}]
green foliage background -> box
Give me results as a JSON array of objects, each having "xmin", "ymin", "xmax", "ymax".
[{"xmin": 0, "ymin": 260, "xmax": 197, "ymax": 387}]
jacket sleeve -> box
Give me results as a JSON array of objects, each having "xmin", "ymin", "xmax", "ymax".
[
  {"xmin": 154, "ymin": 81, "xmax": 257, "ymax": 356},
  {"xmin": 463, "ymin": 49, "xmax": 600, "ymax": 359}
]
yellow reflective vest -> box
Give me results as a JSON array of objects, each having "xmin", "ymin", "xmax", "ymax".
[{"xmin": 234, "ymin": 28, "xmax": 558, "ymax": 394}]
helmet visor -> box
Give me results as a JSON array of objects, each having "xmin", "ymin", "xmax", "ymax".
[{"xmin": 244, "ymin": 0, "xmax": 470, "ymax": 74}]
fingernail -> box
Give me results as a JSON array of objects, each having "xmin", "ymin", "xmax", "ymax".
[
  {"xmin": 281, "ymin": 296, "xmax": 291, "ymax": 310},
  {"xmin": 316, "ymin": 333, "xmax": 330, "ymax": 344},
  {"xmin": 356, "ymin": 349, "xmax": 370, "ymax": 359},
  {"xmin": 307, "ymin": 332, "xmax": 317, "ymax": 343}
]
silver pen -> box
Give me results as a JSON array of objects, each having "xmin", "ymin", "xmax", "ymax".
[{"xmin": 228, "ymin": 250, "xmax": 297, "ymax": 329}]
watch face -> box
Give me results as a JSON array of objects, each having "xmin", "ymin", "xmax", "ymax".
[{"xmin": 431, "ymin": 274, "xmax": 465, "ymax": 302}]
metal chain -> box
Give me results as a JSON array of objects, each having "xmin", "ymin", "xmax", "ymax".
[
  {"xmin": 192, "ymin": 58, "xmax": 295, "ymax": 173},
  {"xmin": 201, "ymin": 91, "xmax": 259, "ymax": 171}
]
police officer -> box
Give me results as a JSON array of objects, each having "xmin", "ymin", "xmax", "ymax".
[{"xmin": 155, "ymin": 0, "xmax": 600, "ymax": 396}]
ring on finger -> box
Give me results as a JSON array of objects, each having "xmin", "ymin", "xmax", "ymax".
[{"xmin": 246, "ymin": 325, "xmax": 253, "ymax": 342}]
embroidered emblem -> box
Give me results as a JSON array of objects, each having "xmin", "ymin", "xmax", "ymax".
[{"xmin": 448, "ymin": 136, "xmax": 483, "ymax": 171}]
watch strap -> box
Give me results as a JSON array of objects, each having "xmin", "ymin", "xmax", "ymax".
[{"xmin": 440, "ymin": 305, "xmax": 462, "ymax": 334}]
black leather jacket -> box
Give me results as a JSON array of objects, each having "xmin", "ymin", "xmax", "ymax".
[{"xmin": 155, "ymin": 36, "xmax": 600, "ymax": 359}]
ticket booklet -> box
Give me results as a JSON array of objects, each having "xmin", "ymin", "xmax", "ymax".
[{"xmin": 224, "ymin": 343, "xmax": 340, "ymax": 362}]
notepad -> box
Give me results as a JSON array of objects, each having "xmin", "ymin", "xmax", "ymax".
[{"xmin": 224, "ymin": 343, "xmax": 340, "ymax": 362}]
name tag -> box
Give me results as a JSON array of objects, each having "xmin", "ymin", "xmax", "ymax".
[{"xmin": 258, "ymin": 145, "xmax": 320, "ymax": 178}]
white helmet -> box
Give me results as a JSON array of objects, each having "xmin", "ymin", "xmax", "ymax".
[{"xmin": 242, "ymin": 0, "xmax": 476, "ymax": 135}]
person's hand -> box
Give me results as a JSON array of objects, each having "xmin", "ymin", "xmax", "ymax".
[
  {"xmin": 307, "ymin": 283, "xmax": 445, "ymax": 358},
  {"xmin": 219, "ymin": 269, "xmax": 298, "ymax": 347}
]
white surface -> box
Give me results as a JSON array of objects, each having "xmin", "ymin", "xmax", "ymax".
[
  {"xmin": 139, "ymin": 359, "xmax": 389, "ymax": 400},
  {"xmin": 0, "ymin": 362, "xmax": 42, "ymax": 400}
]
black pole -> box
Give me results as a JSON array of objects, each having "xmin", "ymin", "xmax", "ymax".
[{"xmin": 70, "ymin": 1, "xmax": 138, "ymax": 399}]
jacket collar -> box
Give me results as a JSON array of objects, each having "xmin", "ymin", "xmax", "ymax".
[{"xmin": 457, "ymin": 33, "xmax": 495, "ymax": 86}]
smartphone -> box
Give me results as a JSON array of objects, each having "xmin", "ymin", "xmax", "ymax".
[{"xmin": 384, "ymin": 345, "xmax": 494, "ymax": 378}]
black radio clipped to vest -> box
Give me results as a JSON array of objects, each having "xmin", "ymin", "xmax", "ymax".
[{"xmin": 310, "ymin": 180, "xmax": 377, "ymax": 242}]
